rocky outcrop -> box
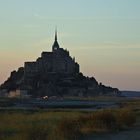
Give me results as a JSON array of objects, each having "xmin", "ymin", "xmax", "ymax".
[
  {"xmin": 0, "ymin": 67, "xmax": 24, "ymax": 92},
  {"xmin": 0, "ymin": 70, "xmax": 119, "ymax": 97},
  {"xmin": 0, "ymin": 31, "xmax": 119, "ymax": 97}
]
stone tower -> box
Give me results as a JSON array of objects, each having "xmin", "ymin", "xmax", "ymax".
[{"xmin": 52, "ymin": 29, "xmax": 59, "ymax": 52}]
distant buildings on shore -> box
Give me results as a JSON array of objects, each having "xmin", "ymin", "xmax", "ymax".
[{"xmin": 0, "ymin": 89, "xmax": 29, "ymax": 98}]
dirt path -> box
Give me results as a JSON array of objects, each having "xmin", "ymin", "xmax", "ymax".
[{"xmin": 81, "ymin": 124, "xmax": 140, "ymax": 140}]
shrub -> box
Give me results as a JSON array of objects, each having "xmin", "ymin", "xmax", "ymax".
[
  {"xmin": 56, "ymin": 118, "xmax": 81, "ymax": 140},
  {"xmin": 116, "ymin": 109, "xmax": 136, "ymax": 129},
  {"xmin": 75, "ymin": 109, "xmax": 136, "ymax": 133},
  {"xmin": 92, "ymin": 110, "xmax": 116, "ymax": 130},
  {"xmin": 78, "ymin": 110, "xmax": 116, "ymax": 133},
  {"xmin": 22, "ymin": 123, "xmax": 48, "ymax": 140}
]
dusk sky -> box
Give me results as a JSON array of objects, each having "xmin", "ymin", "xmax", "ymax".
[{"xmin": 0, "ymin": 0, "xmax": 140, "ymax": 91}]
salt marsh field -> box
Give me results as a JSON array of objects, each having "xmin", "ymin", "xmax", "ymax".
[{"xmin": 0, "ymin": 96, "xmax": 140, "ymax": 140}]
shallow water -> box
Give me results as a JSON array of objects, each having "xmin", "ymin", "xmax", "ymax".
[{"xmin": 12, "ymin": 99, "xmax": 118, "ymax": 110}]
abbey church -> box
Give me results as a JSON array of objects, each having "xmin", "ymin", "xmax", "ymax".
[
  {"xmin": 24, "ymin": 30, "xmax": 79, "ymax": 79},
  {"xmin": 0, "ymin": 31, "xmax": 119, "ymax": 97}
]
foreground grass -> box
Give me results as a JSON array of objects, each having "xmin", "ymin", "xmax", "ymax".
[{"xmin": 0, "ymin": 108, "xmax": 137, "ymax": 140}]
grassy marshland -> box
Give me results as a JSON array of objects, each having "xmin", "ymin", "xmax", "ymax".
[{"xmin": 0, "ymin": 108, "xmax": 136, "ymax": 140}]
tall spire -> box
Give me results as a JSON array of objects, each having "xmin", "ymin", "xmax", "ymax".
[
  {"xmin": 55, "ymin": 27, "xmax": 57, "ymax": 41},
  {"xmin": 52, "ymin": 27, "xmax": 59, "ymax": 52}
]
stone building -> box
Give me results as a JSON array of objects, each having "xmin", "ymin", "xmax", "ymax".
[{"xmin": 24, "ymin": 30, "xmax": 79, "ymax": 78}]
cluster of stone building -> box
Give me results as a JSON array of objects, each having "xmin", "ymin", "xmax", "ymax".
[{"xmin": 24, "ymin": 31, "xmax": 79, "ymax": 88}]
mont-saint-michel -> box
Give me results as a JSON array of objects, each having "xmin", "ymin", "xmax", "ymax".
[
  {"xmin": 0, "ymin": 31, "xmax": 119, "ymax": 98},
  {"xmin": 1, "ymin": 1, "xmax": 140, "ymax": 140}
]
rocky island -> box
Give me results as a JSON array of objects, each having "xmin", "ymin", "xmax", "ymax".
[{"xmin": 0, "ymin": 31, "xmax": 119, "ymax": 98}]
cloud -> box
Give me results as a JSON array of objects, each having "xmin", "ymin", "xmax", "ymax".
[{"xmin": 33, "ymin": 13, "xmax": 46, "ymax": 20}]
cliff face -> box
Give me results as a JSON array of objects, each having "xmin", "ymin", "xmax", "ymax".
[
  {"xmin": 0, "ymin": 69, "xmax": 119, "ymax": 97},
  {"xmin": 0, "ymin": 67, "xmax": 24, "ymax": 92}
]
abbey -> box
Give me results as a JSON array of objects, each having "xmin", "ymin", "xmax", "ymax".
[{"xmin": 24, "ymin": 30, "xmax": 79, "ymax": 79}]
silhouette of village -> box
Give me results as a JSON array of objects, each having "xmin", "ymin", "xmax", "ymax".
[{"xmin": 0, "ymin": 30, "xmax": 119, "ymax": 98}]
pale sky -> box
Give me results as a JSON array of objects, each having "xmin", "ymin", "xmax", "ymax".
[{"xmin": 0, "ymin": 0, "xmax": 140, "ymax": 91}]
